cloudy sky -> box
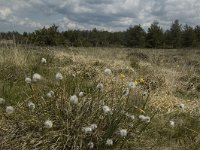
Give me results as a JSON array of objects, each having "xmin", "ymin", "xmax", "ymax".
[{"xmin": 0, "ymin": 0, "xmax": 200, "ymax": 32}]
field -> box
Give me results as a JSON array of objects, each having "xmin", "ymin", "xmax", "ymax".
[{"xmin": 0, "ymin": 46, "xmax": 200, "ymax": 150}]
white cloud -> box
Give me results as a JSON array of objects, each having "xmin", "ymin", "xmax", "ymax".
[
  {"xmin": 59, "ymin": 17, "xmax": 85, "ymax": 30},
  {"xmin": 0, "ymin": 7, "xmax": 13, "ymax": 20},
  {"xmin": 17, "ymin": 18, "xmax": 43, "ymax": 28},
  {"xmin": 58, "ymin": 17, "xmax": 112, "ymax": 31},
  {"xmin": 0, "ymin": 8, "xmax": 12, "ymax": 16}
]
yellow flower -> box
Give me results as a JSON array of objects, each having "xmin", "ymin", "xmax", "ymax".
[
  {"xmin": 134, "ymin": 80, "xmax": 138, "ymax": 86},
  {"xmin": 120, "ymin": 73, "xmax": 125, "ymax": 79},
  {"xmin": 140, "ymin": 78, "xmax": 145, "ymax": 83}
]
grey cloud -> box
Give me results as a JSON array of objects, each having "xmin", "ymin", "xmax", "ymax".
[{"xmin": 0, "ymin": 0, "xmax": 200, "ymax": 32}]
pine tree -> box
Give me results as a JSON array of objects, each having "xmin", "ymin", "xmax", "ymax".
[
  {"xmin": 194, "ymin": 25, "xmax": 200, "ymax": 47},
  {"xmin": 169, "ymin": 20, "xmax": 182, "ymax": 48},
  {"xmin": 182, "ymin": 24, "xmax": 195, "ymax": 47},
  {"xmin": 126, "ymin": 25, "xmax": 146, "ymax": 48},
  {"xmin": 146, "ymin": 21, "xmax": 164, "ymax": 48}
]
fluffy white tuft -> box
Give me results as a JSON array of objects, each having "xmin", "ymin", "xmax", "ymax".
[
  {"xmin": 55, "ymin": 72, "xmax": 63, "ymax": 80},
  {"xmin": 82, "ymin": 126, "xmax": 92, "ymax": 134},
  {"xmin": 96, "ymin": 83, "xmax": 103, "ymax": 89},
  {"xmin": 104, "ymin": 68, "xmax": 112, "ymax": 75},
  {"xmin": 106, "ymin": 139, "xmax": 113, "ymax": 146},
  {"xmin": 102, "ymin": 105, "xmax": 111, "ymax": 114},
  {"xmin": 79, "ymin": 92, "xmax": 84, "ymax": 97},
  {"xmin": 44, "ymin": 120, "xmax": 53, "ymax": 129},
  {"xmin": 25, "ymin": 77, "xmax": 32, "ymax": 84},
  {"xmin": 32, "ymin": 73, "xmax": 42, "ymax": 82},
  {"xmin": 119, "ymin": 129, "xmax": 127, "ymax": 137},
  {"xmin": 6, "ymin": 106, "xmax": 14, "ymax": 114},
  {"xmin": 70, "ymin": 95, "xmax": 78, "ymax": 104},
  {"xmin": 28, "ymin": 101, "xmax": 35, "ymax": 110},
  {"xmin": 41, "ymin": 58, "xmax": 47, "ymax": 64}
]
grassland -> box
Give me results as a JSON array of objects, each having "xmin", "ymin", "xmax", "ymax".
[{"xmin": 0, "ymin": 46, "xmax": 200, "ymax": 150}]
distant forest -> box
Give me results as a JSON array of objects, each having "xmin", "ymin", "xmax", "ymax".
[{"xmin": 1, "ymin": 20, "xmax": 200, "ymax": 48}]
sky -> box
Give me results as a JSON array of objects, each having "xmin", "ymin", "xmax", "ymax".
[{"xmin": 0, "ymin": 0, "xmax": 200, "ymax": 32}]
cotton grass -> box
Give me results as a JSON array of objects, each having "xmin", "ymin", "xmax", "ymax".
[
  {"xmin": 104, "ymin": 68, "xmax": 112, "ymax": 75},
  {"xmin": 44, "ymin": 120, "xmax": 53, "ymax": 129},
  {"xmin": 102, "ymin": 105, "xmax": 111, "ymax": 114},
  {"xmin": 41, "ymin": 58, "xmax": 47, "ymax": 64},
  {"xmin": 119, "ymin": 129, "xmax": 128, "ymax": 137},
  {"xmin": 55, "ymin": 72, "xmax": 63, "ymax": 80},
  {"xmin": 28, "ymin": 101, "xmax": 35, "ymax": 111},
  {"xmin": 96, "ymin": 83, "xmax": 103, "ymax": 89},
  {"xmin": 106, "ymin": 139, "xmax": 113, "ymax": 146},
  {"xmin": 70, "ymin": 95, "xmax": 78, "ymax": 104},
  {"xmin": 25, "ymin": 77, "xmax": 31, "ymax": 84},
  {"xmin": 32, "ymin": 73, "xmax": 42, "ymax": 82},
  {"xmin": 6, "ymin": 106, "xmax": 14, "ymax": 114}
]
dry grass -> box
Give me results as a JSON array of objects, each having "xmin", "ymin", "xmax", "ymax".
[{"xmin": 0, "ymin": 47, "xmax": 29, "ymax": 67}]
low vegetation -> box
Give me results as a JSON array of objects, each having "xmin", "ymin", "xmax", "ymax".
[{"xmin": 0, "ymin": 46, "xmax": 200, "ymax": 149}]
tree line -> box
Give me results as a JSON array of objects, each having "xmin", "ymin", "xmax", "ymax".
[{"xmin": 1, "ymin": 20, "xmax": 200, "ymax": 48}]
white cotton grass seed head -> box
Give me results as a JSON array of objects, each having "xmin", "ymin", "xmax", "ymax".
[
  {"xmin": 55, "ymin": 72, "xmax": 63, "ymax": 80},
  {"xmin": 47, "ymin": 92, "xmax": 52, "ymax": 98},
  {"xmin": 44, "ymin": 120, "xmax": 53, "ymax": 129},
  {"xmin": 25, "ymin": 77, "xmax": 31, "ymax": 84},
  {"xmin": 90, "ymin": 124, "xmax": 97, "ymax": 130},
  {"xmin": 70, "ymin": 95, "xmax": 78, "ymax": 104},
  {"xmin": 88, "ymin": 142, "xmax": 94, "ymax": 149},
  {"xmin": 144, "ymin": 116, "xmax": 151, "ymax": 123},
  {"xmin": 120, "ymin": 129, "xmax": 128, "ymax": 137},
  {"xmin": 0, "ymin": 98, "xmax": 5, "ymax": 104},
  {"xmin": 103, "ymin": 105, "xmax": 111, "ymax": 114},
  {"xmin": 6, "ymin": 106, "xmax": 14, "ymax": 114},
  {"xmin": 47, "ymin": 91, "xmax": 54, "ymax": 98},
  {"xmin": 28, "ymin": 101, "xmax": 35, "ymax": 110},
  {"xmin": 96, "ymin": 83, "xmax": 103, "ymax": 89},
  {"xmin": 79, "ymin": 92, "xmax": 84, "ymax": 97},
  {"xmin": 41, "ymin": 58, "xmax": 47, "ymax": 64},
  {"xmin": 128, "ymin": 82, "xmax": 136, "ymax": 89},
  {"xmin": 139, "ymin": 115, "xmax": 150, "ymax": 123},
  {"xmin": 32, "ymin": 73, "xmax": 42, "ymax": 82},
  {"xmin": 106, "ymin": 139, "xmax": 113, "ymax": 146},
  {"xmin": 170, "ymin": 120, "xmax": 175, "ymax": 127},
  {"xmin": 82, "ymin": 126, "xmax": 92, "ymax": 134},
  {"xmin": 139, "ymin": 115, "xmax": 146, "ymax": 121},
  {"xmin": 104, "ymin": 68, "xmax": 112, "ymax": 75}
]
